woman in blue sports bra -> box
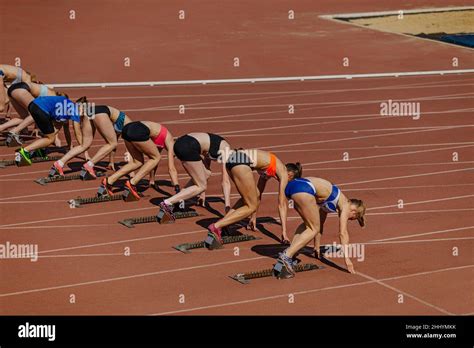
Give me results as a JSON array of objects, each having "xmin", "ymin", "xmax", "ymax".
[
  {"xmin": 1, "ymin": 81, "xmax": 71, "ymax": 149},
  {"xmin": 49, "ymin": 97, "xmax": 132, "ymax": 178},
  {"xmin": 277, "ymin": 176, "xmax": 366, "ymax": 277}
]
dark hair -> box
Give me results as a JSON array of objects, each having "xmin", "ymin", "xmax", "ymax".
[
  {"xmin": 56, "ymin": 91, "xmax": 69, "ymax": 99},
  {"xmin": 76, "ymin": 96, "xmax": 88, "ymax": 103},
  {"xmin": 350, "ymin": 198, "xmax": 366, "ymax": 227},
  {"xmin": 286, "ymin": 162, "xmax": 303, "ymax": 178}
]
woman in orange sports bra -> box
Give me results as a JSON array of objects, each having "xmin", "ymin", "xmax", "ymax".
[
  {"xmin": 98, "ymin": 121, "xmax": 179, "ymax": 200},
  {"xmin": 206, "ymin": 148, "xmax": 302, "ymax": 247}
]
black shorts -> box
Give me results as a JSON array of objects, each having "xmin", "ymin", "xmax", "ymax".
[
  {"xmin": 208, "ymin": 133, "xmax": 225, "ymax": 160},
  {"xmin": 28, "ymin": 102, "xmax": 55, "ymax": 135},
  {"xmin": 8, "ymin": 82, "xmax": 30, "ymax": 98},
  {"xmin": 122, "ymin": 121, "xmax": 150, "ymax": 142},
  {"xmin": 174, "ymin": 135, "xmax": 201, "ymax": 161},
  {"xmin": 225, "ymin": 151, "xmax": 253, "ymax": 171}
]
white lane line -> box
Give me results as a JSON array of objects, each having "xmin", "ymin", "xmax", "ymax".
[
  {"xmin": 125, "ymin": 93, "xmax": 474, "ymax": 112},
  {"xmin": 259, "ymin": 125, "xmax": 473, "ymax": 150},
  {"xmin": 374, "ymin": 226, "xmax": 474, "ymax": 242},
  {"xmin": 0, "ymin": 206, "xmax": 158, "ymax": 228},
  {"xmin": 37, "ymin": 229, "xmax": 205, "ymax": 254},
  {"xmin": 169, "ymin": 107, "xmax": 474, "ymax": 125},
  {"xmin": 367, "ymin": 208, "xmax": 474, "ymax": 216},
  {"xmin": 356, "ymin": 271, "xmax": 453, "ymax": 315},
  {"xmin": 305, "ymin": 145, "xmax": 474, "ymax": 167},
  {"xmin": 84, "ymin": 80, "xmax": 474, "ymax": 101},
  {"xmin": 366, "ymin": 194, "xmax": 474, "ymax": 211},
  {"xmin": 339, "ymin": 167, "xmax": 474, "ymax": 187},
  {"xmin": 28, "ymin": 237, "xmax": 474, "ymax": 260},
  {"xmin": 150, "ymin": 265, "xmax": 473, "ymax": 315},
  {"xmin": 359, "ymin": 236, "xmax": 474, "ymax": 246},
  {"xmin": 1, "ymin": 167, "xmax": 471, "ymax": 228},
  {"xmin": 49, "ymin": 69, "xmax": 474, "ymax": 88},
  {"xmin": 344, "ymin": 183, "xmax": 474, "ymax": 191},
  {"xmin": 0, "ymin": 256, "xmax": 266, "ymax": 298},
  {"xmin": 314, "ymin": 162, "xmax": 474, "ymax": 171}
]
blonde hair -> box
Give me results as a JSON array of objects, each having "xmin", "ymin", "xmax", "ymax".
[{"xmin": 350, "ymin": 198, "xmax": 366, "ymax": 227}]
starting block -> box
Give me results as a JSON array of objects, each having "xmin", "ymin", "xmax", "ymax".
[
  {"xmin": 122, "ymin": 188, "xmax": 141, "ymax": 202},
  {"xmin": 230, "ymin": 263, "xmax": 324, "ymax": 284},
  {"xmin": 173, "ymin": 234, "xmax": 260, "ymax": 254},
  {"xmin": 6, "ymin": 135, "xmax": 22, "ymax": 148},
  {"xmin": 0, "ymin": 155, "xmax": 61, "ymax": 169},
  {"xmin": 118, "ymin": 209, "xmax": 199, "ymax": 228},
  {"xmin": 35, "ymin": 170, "xmax": 105, "ymax": 186}
]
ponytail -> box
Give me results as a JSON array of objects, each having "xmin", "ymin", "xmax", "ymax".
[{"xmin": 286, "ymin": 162, "xmax": 303, "ymax": 178}]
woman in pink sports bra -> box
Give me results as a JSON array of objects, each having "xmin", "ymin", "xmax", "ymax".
[{"xmin": 98, "ymin": 121, "xmax": 179, "ymax": 200}]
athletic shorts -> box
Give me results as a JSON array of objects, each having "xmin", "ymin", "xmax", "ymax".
[
  {"xmin": 8, "ymin": 82, "xmax": 30, "ymax": 98},
  {"xmin": 28, "ymin": 101, "xmax": 55, "ymax": 135},
  {"xmin": 173, "ymin": 135, "xmax": 201, "ymax": 161},
  {"xmin": 225, "ymin": 150, "xmax": 253, "ymax": 171},
  {"xmin": 121, "ymin": 121, "xmax": 150, "ymax": 142}
]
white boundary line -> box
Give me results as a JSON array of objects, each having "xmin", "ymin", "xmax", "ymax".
[
  {"xmin": 47, "ymin": 69, "xmax": 474, "ymax": 89},
  {"xmin": 150, "ymin": 265, "xmax": 473, "ymax": 315},
  {"xmin": 355, "ymin": 271, "xmax": 453, "ymax": 315},
  {"xmin": 319, "ymin": 6, "xmax": 474, "ymax": 19},
  {"xmin": 374, "ymin": 226, "xmax": 474, "ymax": 242}
]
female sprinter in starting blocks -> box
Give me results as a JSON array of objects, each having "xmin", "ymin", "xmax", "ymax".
[
  {"xmin": 12, "ymin": 93, "xmax": 81, "ymax": 165},
  {"xmin": 49, "ymin": 99, "xmax": 132, "ymax": 177},
  {"xmin": 277, "ymin": 176, "xmax": 366, "ymax": 277},
  {"xmin": 205, "ymin": 148, "xmax": 301, "ymax": 246},
  {"xmin": 98, "ymin": 121, "xmax": 179, "ymax": 200},
  {"xmin": 3, "ymin": 81, "xmax": 71, "ymax": 149},
  {"xmin": 0, "ymin": 64, "xmax": 35, "ymax": 115},
  {"xmin": 158, "ymin": 132, "xmax": 232, "ymax": 221}
]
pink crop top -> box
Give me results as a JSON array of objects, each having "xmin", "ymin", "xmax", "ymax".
[{"xmin": 152, "ymin": 126, "xmax": 168, "ymax": 149}]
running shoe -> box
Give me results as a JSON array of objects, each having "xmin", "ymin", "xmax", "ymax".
[
  {"xmin": 207, "ymin": 223, "xmax": 223, "ymax": 244},
  {"xmin": 82, "ymin": 162, "xmax": 97, "ymax": 178},
  {"xmin": 17, "ymin": 148, "xmax": 32, "ymax": 165},
  {"xmin": 159, "ymin": 201, "xmax": 175, "ymax": 222},
  {"xmin": 31, "ymin": 148, "xmax": 48, "ymax": 159},
  {"xmin": 124, "ymin": 180, "xmax": 141, "ymax": 200},
  {"xmin": 49, "ymin": 161, "xmax": 64, "ymax": 176},
  {"xmin": 276, "ymin": 251, "xmax": 296, "ymax": 278},
  {"xmin": 98, "ymin": 177, "xmax": 114, "ymax": 197},
  {"xmin": 7, "ymin": 132, "xmax": 22, "ymax": 146}
]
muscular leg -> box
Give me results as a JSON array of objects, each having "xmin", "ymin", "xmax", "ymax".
[
  {"xmin": 214, "ymin": 166, "xmax": 258, "ymax": 229},
  {"xmin": 24, "ymin": 128, "xmax": 59, "ymax": 152},
  {"xmin": 129, "ymin": 140, "xmax": 160, "ymax": 185},
  {"xmin": 285, "ymin": 193, "xmax": 320, "ymax": 258},
  {"xmin": 10, "ymin": 115, "xmax": 34, "ymax": 134},
  {"xmin": 89, "ymin": 115, "xmax": 118, "ymax": 164},
  {"xmin": 107, "ymin": 140, "xmax": 143, "ymax": 185},
  {"xmin": 166, "ymin": 161, "xmax": 209, "ymax": 205},
  {"xmin": 0, "ymin": 118, "xmax": 23, "ymax": 132}
]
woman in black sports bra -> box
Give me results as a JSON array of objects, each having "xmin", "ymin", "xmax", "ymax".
[{"xmin": 159, "ymin": 132, "xmax": 232, "ymax": 220}]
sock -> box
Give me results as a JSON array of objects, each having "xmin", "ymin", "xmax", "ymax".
[
  {"xmin": 86, "ymin": 160, "xmax": 94, "ymax": 168},
  {"xmin": 57, "ymin": 160, "xmax": 65, "ymax": 168},
  {"xmin": 164, "ymin": 199, "xmax": 173, "ymax": 206}
]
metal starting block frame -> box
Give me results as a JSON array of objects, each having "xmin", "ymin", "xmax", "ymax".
[
  {"xmin": 230, "ymin": 263, "xmax": 324, "ymax": 284},
  {"xmin": 0, "ymin": 155, "xmax": 61, "ymax": 168},
  {"xmin": 118, "ymin": 210, "xmax": 199, "ymax": 228},
  {"xmin": 173, "ymin": 234, "xmax": 260, "ymax": 254},
  {"xmin": 68, "ymin": 190, "xmax": 140, "ymax": 208},
  {"xmin": 35, "ymin": 169, "xmax": 105, "ymax": 186}
]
